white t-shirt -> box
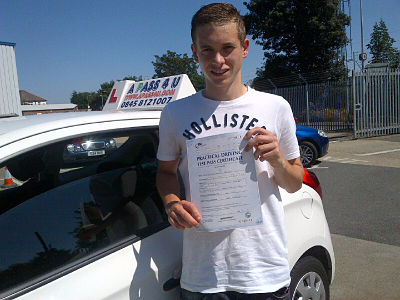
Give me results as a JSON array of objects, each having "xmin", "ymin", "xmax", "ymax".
[{"xmin": 157, "ymin": 87, "xmax": 300, "ymax": 293}]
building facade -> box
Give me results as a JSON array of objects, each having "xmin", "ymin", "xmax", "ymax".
[{"xmin": 0, "ymin": 41, "xmax": 22, "ymax": 117}]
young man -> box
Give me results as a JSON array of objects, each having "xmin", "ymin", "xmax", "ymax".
[{"xmin": 156, "ymin": 3, "xmax": 304, "ymax": 300}]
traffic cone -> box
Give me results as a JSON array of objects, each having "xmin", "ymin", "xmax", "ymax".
[{"xmin": 2, "ymin": 167, "xmax": 16, "ymax": 188}]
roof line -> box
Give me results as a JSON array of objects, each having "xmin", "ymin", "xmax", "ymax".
[
  {"xmin": 0, "ymin": 41, "xmax": 16, "ymax": 47},
  {"xmin": 0, "ymin": 117, "xmax": 158, "ymax": 149}
]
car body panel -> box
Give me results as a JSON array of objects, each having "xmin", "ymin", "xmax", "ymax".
[
  {"xmin": 12, "ymin": 227, "xmax": 183, "ymax": 300},
  {"xmin": 0, "ymin": 111, "xmax": 162, "ymax": 148},
  {"xmin": 0, "ymin": 111, "xmax": 334, "ymax": 299},
  {"xmin": 0, "ymin": 114, "xmax": 160, "ymax": 164},
  {"xmin": 296, "ymin": 125, "xmax": 329, "ymax": 158},
  {"xmin": 281, "ymin": 186, "xmax": 335, "ymax": 282}
]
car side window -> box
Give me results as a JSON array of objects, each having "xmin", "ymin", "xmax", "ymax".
[{"xmin": 0, "ymin": 128, "xmax": 167, "ymax": 295}]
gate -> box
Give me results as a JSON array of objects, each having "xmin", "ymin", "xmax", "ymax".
[
  {"xmin": 263, "ymin": 80, "xmax": 352, "ymax": 132},
  {"xmin": 353, "ymin": 70, "xmax": 400, "ymax": 138}
]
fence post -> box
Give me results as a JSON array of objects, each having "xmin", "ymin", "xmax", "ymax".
[
  {"xmin": 267, "ymin": 79, "xmax": 278, "ymax": 94},
  {"xmin": 298, "ymin": 74, "xmax": 310, "ymax": 125},
  {"xmin": 346, "ymin": 78, "xmax": 351, "ymax": 131},
  {"xmin": 352, "ymin": 70, "xmax": 358, "ymax": 138}
]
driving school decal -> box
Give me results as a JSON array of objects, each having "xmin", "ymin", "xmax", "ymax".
[{"xmin": 120, "ymin": 75, "xmax": 182, "ymax": 109}]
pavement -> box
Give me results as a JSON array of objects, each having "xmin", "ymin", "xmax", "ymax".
[
  {"xmin": 327, "ymin": 131, "xmax": 354, "ymax": 141},
  {"xmin": 312, "ymin": 134, "xmax": 400, "ymax": 300},
  {"xmin": 331, "ymin": 234, "xmax": 400, "ymax": 300}
]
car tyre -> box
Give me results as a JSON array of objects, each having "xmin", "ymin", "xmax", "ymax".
[
  {"xmin": 299, "ymin": 141, "xmax": 317, "ymax": 168},
  {"xmin": 290, "ymin": 256, "xmax": 330, "ymax": 300}
]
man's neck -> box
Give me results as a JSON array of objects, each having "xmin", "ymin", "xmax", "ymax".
[{"xmin": 202, "ymin": 82, "xmax": 248, "ymax": 101}]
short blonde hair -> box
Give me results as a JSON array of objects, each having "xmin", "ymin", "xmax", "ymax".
[{"xmin": 191, "ymin": 3, "xmax": 247, "ymax": 45}]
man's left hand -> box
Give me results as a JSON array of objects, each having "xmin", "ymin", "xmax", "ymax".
[{"xmin": 244, "ymin": 127, "xmax": 284, "ymax": 169}]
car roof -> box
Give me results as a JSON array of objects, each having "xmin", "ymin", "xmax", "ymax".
[{"xmin": 0, "ymin": 110, "xmax": 161, "ymax": 148}]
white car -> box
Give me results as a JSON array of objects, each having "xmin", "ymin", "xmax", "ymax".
[{"xmin": 0, "ymin": 110, "xmax": 334, "ymax": 300}]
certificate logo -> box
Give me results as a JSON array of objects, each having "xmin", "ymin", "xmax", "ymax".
[
  {"xmin": 195, "ymin": 142, "xmax": 204, "ymax": 149},
  {"xmin": 245, "ymin": 212, "xmax": 251, "ymax": 218}
]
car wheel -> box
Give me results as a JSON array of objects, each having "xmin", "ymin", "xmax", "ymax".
[
  {"xmin": 299, "ymin": 141, "xmax": 317, "ymax": 168},
  {"xmin": 290, "ymin": 256, "xmax": 330, "ymax": 300}
]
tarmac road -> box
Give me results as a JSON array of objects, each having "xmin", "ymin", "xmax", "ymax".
[{"xmin": 311, "ymin": 134, "xmax": 400, "ymax": 300}]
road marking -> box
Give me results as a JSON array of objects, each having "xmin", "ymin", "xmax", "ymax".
[
  {"xmin": 349, "ymin": 159, "xmax": 369, "ymax": 162},
  {"xmin": 310, "ymin": 165, "xmax": 329, "ymax": 169},
  {"xmin": 321, "ymin": 156, "xmax": 332, "ymax": 161},
  {"xmin": 319, "ymin": 156, "xmax": 369, "ymax": 164},
  {"xmin": 355, "ymin": 148, "xmax": 400, "ymax": 156}
]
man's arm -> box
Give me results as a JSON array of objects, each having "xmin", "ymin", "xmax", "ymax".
[
  {"xmin": 270, "ymin": 157, "xmax": 304, "ymax": 193},
  {"xmin": 244, "ymin": 127, "xmax": 304, "ymax": 193},
  {"xmin": 156, "ymin": 159, "xmax": 201, "ymax": 230}
]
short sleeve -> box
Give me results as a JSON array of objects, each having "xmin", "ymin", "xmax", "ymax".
[
  {"xmin": 277, "ymin": 99, "xmax": 300, "ymax": 160},
  {"xmin": 157, "ymin": 105, "xmax": 181, "ymax": 161}
]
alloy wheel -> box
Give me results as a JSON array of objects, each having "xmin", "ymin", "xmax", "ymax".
[{"xmin": 292, "ymin": 271, "xmax": 326, "ymax": 300}]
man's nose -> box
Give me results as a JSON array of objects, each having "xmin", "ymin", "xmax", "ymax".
[{"xmin": 213, "ymin": 51, "xmax": 225, "ymax": 64}]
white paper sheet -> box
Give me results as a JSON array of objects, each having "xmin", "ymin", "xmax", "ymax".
[{"xmin": 187, "ymin": 132, "xmax": 262, "ymax": 232}]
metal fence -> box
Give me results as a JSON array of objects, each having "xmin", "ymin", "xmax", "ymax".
[
  {"xmin": 256, "ymin": 79, "xmax": 353, "ymax": 132},
  {"xmin": 253, "ymin": 70, "xmax": 400, "ymax": 137},
  {"xmin": 353, "ymin": 70, "xmax": 400, "ymax": 138}
]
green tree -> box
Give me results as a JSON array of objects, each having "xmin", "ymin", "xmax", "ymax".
[
  {"xmin": 367, "ymin": 19, "xmax": 400, "ymax": 68},
  {"xmin": 152, "ymin": 50, "xmax": 205, "ymax": 91},
  {"xmin": 96, "ymin": 80, "xmax": 115, "ymax": 110},
  {"xmin": 70, "ymin": 76, "xmax": 143, "ymax": 110},
  {"xmin": 71, "ymin": 91, "xmax": 92, "ymax": 110},
  {"xmin": 244, "ymin": 0, "xmax": 350, "ymax": 81},
  {"xmin": 123, "ymin": 75, "xmax": 143, "ymax": 81}
]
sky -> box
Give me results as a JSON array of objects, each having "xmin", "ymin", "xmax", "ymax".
[{"xmin": 1, "ymin": 0, "xmax": 399, "ymax": 104}]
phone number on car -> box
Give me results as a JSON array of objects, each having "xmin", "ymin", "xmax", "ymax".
[{"xmin": 120, "ymin": 97, "xmax": 173, "ymax": 108}]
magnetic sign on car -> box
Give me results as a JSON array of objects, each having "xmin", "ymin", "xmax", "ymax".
[{"xmin": 102, "ymin": 74, "xmax": 196, "ymax": 112}]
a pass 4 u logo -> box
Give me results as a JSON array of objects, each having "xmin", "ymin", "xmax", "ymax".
[
  {"xmin": 126, "ymin": 76, "xmax": 181, "ymax": 95},
  {"xmin": 121, "ymin": 75, "xmax": 183, "ymax": 108}
]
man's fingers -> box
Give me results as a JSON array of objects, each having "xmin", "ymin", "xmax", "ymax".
[
  {"xmin": 169, "ymin": 210, "xmax": 193, "ymax": 229},
  {"xmin": 181, "ymin": 201, "xmax": 202, "ymax": 223},
  {"xmin": 244, "ymin": 127, "xmax": 272, "ymax": 140},
  {"xmin": 168, "ymin": 215, "xmax": 185, "ymax": 230},
  {"xmin": 167, "ymin": 201, "xmax": 201, "ymax": 228},
  {"xmin": 245, "ymin": 134, "xmax": 275, "ymax": 152},
  {"xmin": 253, "ymin": 143, "xmax": 275, "ymax": 159}
]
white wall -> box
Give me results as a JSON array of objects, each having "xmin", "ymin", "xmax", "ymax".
[{"xmin": 0, "ymin": 42, "xmax": 22, "ymax": 116}]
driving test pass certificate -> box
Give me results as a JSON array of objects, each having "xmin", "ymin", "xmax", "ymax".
[{"xmin": 187, "ymin": 132, "xmax": 263, "ymax": 232}]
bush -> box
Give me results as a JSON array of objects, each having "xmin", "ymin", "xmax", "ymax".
[{"xmin": 300, "ymin": 108, "xmax": 349, "ymax": 122}]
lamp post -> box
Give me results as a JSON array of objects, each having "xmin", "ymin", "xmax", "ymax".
[{"xmin": 360, "ymin": 0, "xmax": 365, "ymax": 70}]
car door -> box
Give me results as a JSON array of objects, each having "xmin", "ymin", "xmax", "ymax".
[{"xmin": 0, "ymin": 125, "xmax": 182, "ymax": 300}]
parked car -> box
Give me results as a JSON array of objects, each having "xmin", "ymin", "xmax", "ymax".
[
  {"xmin": 296, "ymin": 125, "xmax": 329, "ymax": 167},
  {"xmin": 63, "ymin": 136, "xmax": 118, "ymax": 165},
  {"xmin": 0, "ymin": 111, "xmax": 334, "ymax": 300}
]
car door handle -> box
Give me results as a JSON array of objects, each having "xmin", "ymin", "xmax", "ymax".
[{"xmin": 163, "ymin": 277, "xmax": 180, "ymax": 291}]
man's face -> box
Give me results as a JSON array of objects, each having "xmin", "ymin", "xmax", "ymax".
[{"xmin": 191, "ymin": 22, "xmax": 249, "ymax": 93}]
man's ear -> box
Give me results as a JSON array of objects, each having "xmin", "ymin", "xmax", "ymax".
[
  {"xmin": 242, "ymin": 38, "xmax": 250, "ymax": 58},
  {"xmin": 191, "ymin": 44, "xmax": 199, "ymax": 62}
]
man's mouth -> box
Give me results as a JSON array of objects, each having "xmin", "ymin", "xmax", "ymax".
[{"xmin": 211, "ymin": 69, "xmax": 228, "ymax": 76}]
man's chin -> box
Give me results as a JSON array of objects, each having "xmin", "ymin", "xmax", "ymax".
[{"xmin": 206, "ymin": 76, "xmax": 229, "ymax": 86}]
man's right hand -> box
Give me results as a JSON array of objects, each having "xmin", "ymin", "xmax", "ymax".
[{"xmin": 165, "ymin": 200, "xmax": 202, "ymax": 230}]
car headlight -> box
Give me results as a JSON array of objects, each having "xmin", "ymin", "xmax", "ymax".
[
  {"xmin": 318, "ymin": 130, "xmax": 327, "ymax": 138},
  {"xmin": 107, "ymin": 138, "xmax": 117, "ymax": 148},
  {"xmin": 66, "ymin": 144, "xmax": 75, "ymax": 153}
]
